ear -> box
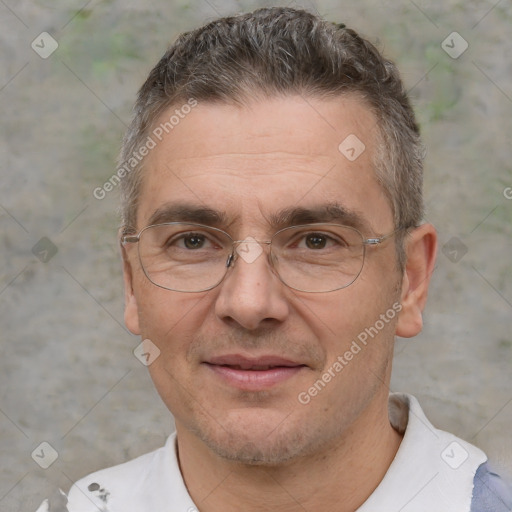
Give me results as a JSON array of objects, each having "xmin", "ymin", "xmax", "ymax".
[
  {"xmin": 120, "ymin": 235, "xmax": 141, "ymax": 335},
  {"xmin": 396, "ymin": 223, "xmax": 437, "ymax": 338}
]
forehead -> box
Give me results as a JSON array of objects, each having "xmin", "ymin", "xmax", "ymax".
[{"xmin": 137, "ymin": 94, "xmax": 393, "ymax": 234}]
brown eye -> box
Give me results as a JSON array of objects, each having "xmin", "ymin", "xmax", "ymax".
[
  {"xmin": 183, "ymin": 234, "xmax": 206, "ymax": 249},
  {"xmin": 305, "ymin": 234, "xmax": 327, "ymax": 249}
]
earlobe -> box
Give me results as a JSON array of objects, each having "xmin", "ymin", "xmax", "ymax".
[
  {"xmin": 121, "ymin": 242, "xmax": 141, "ymax": 335},
  {"xmin": 395, "ymin": 223, "xmax": 437, "ymax": 339}
]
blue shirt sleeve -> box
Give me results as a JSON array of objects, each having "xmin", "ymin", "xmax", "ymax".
[{"xmin": 471, "ymin": 462, "xmax": 512, "ymax": 512}]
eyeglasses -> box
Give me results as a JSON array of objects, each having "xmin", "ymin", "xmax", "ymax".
[{"xmin": 121, "ymin": 222, "xmax": 399, "ymax": 293}]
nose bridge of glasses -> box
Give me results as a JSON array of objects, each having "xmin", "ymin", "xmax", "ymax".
[
  {"xmin": 225, "ymin": 237, "xmax": 275, "ymax": 271},
  {"xmin": 230, "ymin": 238, "xmax": 272, "ymax": 259},
  {"xmin": 232, "ymin": 238, "xmax": 272, "ymax": 246}
]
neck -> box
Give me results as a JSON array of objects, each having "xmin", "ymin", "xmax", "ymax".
[{"xmin": 176, "ymin": 392, "xmax": 403, "ymax": 512}]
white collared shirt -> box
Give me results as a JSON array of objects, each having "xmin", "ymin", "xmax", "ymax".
[{"xmin": 63, "ymin": 393, "xmax": 503, "ymax": 511}]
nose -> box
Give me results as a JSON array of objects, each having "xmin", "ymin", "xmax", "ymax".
[{"xmin": 214, "ymin": 241, "xmax": 290, "ymax": 330}]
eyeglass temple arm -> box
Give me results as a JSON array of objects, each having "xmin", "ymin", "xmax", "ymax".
[
  {"xmin": 364, "ymin": 236, "xmax": 388, "ymax": 245},
  {"xmin": 121, "ymin": 235, "xmax": 139, "ymax": 244},
  {"xmin": 363, "ymin": 227, "xmax": 407, "ymax": 246}
]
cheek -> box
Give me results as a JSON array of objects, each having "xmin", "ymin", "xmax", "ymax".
[
  {"xmin": 134, "ymin": 279, "xmax": 212, "ymax": 359},
  {"xmin": 299, "ymin": 275, "xmax": 400, "ymax": 360},
  {"xmin": 297, "ymin": 287, "xmax": 376, "ymax": 338},
  {"xmin": 136, "ymin": 287, "xmax": 210, "ymax": 409}
]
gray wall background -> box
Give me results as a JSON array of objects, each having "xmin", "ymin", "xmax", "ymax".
[{"xmin": 1, "ymin": 0, "xmax": 511, "ymax": 509}]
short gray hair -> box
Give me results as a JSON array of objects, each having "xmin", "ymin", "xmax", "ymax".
[{"xmin": 118, "ymin": 7, "xmax": 425, "ymax": 268}]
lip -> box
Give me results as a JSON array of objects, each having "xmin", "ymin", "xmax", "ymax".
[{"xmin": 204, "ymin": 354, "xmax": 307, "ymax": 391}]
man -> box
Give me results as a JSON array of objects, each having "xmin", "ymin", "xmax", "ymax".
[{"xmin": 64, "ymin": 7, "xmax": 511, "ymax": 511}]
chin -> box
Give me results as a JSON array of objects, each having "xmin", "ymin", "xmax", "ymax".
[
  {"xmin": 189, "ymin": 409, "xmax": 323, "ymax": 466},
  {"xmin": 203, "ymin": 429, "xmax": 308, "ymax": 466}
]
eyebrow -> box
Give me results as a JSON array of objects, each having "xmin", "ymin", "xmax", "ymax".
[
  {"xmin": 147, "ymin": 203, "xmax": 229, "ymax": 228},
  {"xmin": 266, "ymin": 203, "xmax": 371, "ymax": 233},
  {"xmin": 146, "ymin": 201, "xmax": 372, "ymax": 233}
]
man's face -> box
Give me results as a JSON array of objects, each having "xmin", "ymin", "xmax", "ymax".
[{"xmin": 123, "ymin": 95, "xmax": 403, "ymax": 465}]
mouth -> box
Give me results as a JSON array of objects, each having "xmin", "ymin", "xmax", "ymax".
[{"xmin": 203, "ymin": 355, "xmax": 307, "ymax": 391}]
